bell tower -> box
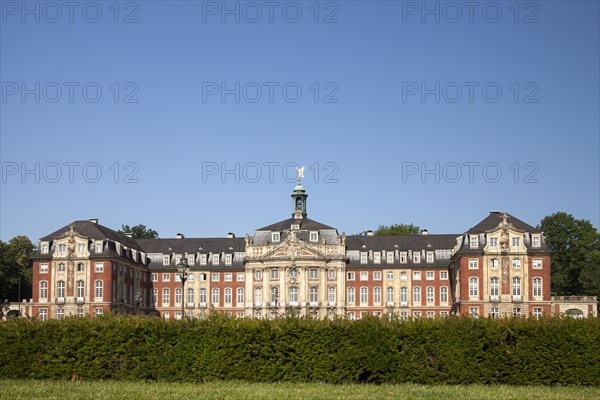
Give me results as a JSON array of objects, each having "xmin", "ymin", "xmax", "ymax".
[{"xmin": 291, "ymin": 166, "xmax": 307, "ymax": 219}]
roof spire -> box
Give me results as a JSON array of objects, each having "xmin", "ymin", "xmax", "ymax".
[{"xmin": 291, "ymin": 166, "xmax": 308, "ymax": 219}]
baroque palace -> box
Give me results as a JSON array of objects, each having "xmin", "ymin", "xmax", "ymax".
[{"xmin": 29, "ymin": 179, "xmax": 597, "ymax": 321}]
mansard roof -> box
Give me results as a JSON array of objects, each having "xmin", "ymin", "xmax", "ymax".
[
  {"xmin": 256, "ymin": 217, "xmax": 335, "ymax": 232},
  {"xmin": 346, "ymin": 234, "xmax": 460, "ymax": 251},
  {"xmin": 467, "ymin": 212, "xmax": 539, "ymax": 233},
  {"xmin": 136, "ymin": 237, "xmax": 246, "ymax": 254},
  {"xmin": 40, "ymin": 220, "xmax": 143, "ymax": 251}
]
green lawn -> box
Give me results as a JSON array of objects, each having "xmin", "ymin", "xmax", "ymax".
[{"xmin": 1, "ymin": 380, "xmax": 599, "ymax": 400}]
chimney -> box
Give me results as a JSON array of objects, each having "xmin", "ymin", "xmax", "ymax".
[
  {"xmin": 421, "ymin": 229, "xmax": 429, "ymax": 235},
  {"xmin": 366, "ymin": 230, "xmax": 374, "ymax": 236},
  {"xmin": 227, "ymin": 232, "xmax": 235, "ymax": 238},
  {"xmin": 89, "ymin": 218, "xmax": 98, "ymax": 224},
  {"xmin": 176, "ymin": 233, "xmax": 185, "ymax": 239}
]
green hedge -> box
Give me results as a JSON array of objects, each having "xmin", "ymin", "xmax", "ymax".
[{"xmin": 0, "ymin": 315, "xmax": 598, "ymax": 385}]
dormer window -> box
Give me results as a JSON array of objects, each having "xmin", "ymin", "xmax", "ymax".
[
  {"xmin": 41, "ymin": 243, "xmax": 49, "ymax": 254},
  {"xmin": 512, "ymin": 237, "xmax": 520, "ymax": 247},
  {"xmin": 163, "ymin": 256, "xmax": 170, "ymax": 266},
  {"xmin": 200, "ymin": 254, "xmax": 207, "ymax": 265},
  {"xmin": 291, "ymin": 224, "xmax": 300, "ymax": 230},
  {"xmin": 373, "ymin": 252, "xmax": 381, "ymax": 264},
  {"xmin": 225, "ymin": 254, "xmax": 232, "ymax": 265},
  {"xmin": 413, "ymin": 252, "xmax": 421, "ymax": 263},
  {"xmin": 469, "ymin": 236, "xmax": 479, "ymax": 248},
  {"xmin": 532, "ymin": 236, "xmax": 540, "ymax": 248},
  {"xmin": 360, "ymin": 253, "xmax": 367, "ymax": 264},
  {"xmin": 94, "ymin": 241, "xmax": 103, "ymax": 253},
  {"xmin": 400, "ymin": 252, "xmax": 407, "ymax": 263},
  {"xmin": 187, "ymin": 255, "xmax": 195, "ymax": 265},
  {"xmin": 426, "ymin": 252, "xmax": 434, "ymax": 263},
  {"xmin": 386, "ymin": 252, "xmax": 394, "ymax": 263},
  {"xmin": 212, "ymin": 254, "xmax": 220, "ymax": 265},
  {"xmin": 272, "ymin": 232, "xmax": 280, "ymax": 243},
  {"xmin": 309, "ymin": 231, "xmax": 318, "ymax": 242}
]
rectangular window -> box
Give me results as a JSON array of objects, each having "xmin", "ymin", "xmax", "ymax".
[
  {"xmin": 469, "ymin": 259, "xmax": 479, "ymax": 269},
  {"xmin": 360, "ymin": 253, "xmax": 367, "ymax": 264},
  {"xmin": 490, "ymin": 277, "xmax": 499, "ymax": 297},
  {"xmin": 440, "ymin": 271, "xmax": 448, "ymax": 279},
  {"xmin": 490, "ymin": 307, "xmax": 499, "ymax": 318},
  {"xmin": 95, "ymin": 262, "xmax": 104, "ymax": 272},
  {"xmin": 470, "ymin": 236, "xmax": 479, "ymax": 248},
  {"xmin": 413, "ymin": 271, "xmax": 421, "ymax": 280},
  {"xmin": 309, "ymin": 287, "xmax": 318, "ymax": 303},
  {"xmin": 212, "ymin": 273, "xmax": 220, "ymax": 282},
  {"xmin": 440, "ymin": 311, "xmax": 448, "ymax": 318},
  {"xmin": 513, "ymin": 307, "xmax": 522, "ymax": 317},
  {"xmin": 199, "ymin": 288, "xmax": 207, "ymax": 305},
  {"xmin": 309, "ymin": 231, "xmax": 318, "ymax": 242},
  {"xmin": 328, "ymin": 287, "xmax": 336, "ymax": 304},
  {"xmin": 162, "ymin": 273, "xmax": 170, "ymax": 282},
  {"xmin": 413, "ymin": 252, "xmax": 421, "ymax": 263},
  {"xmin": 40, "ymin": 281, "xmax": 48, "ymax": 299},
  {"xmin": 400, "ymin": 252, "xmax": 407, "ymax": 263},
  {"xmin": 94, "ymin": 242, "xmax": 102, "ymax": 253},
  {"xmin": 347, "ymin": 287, "xmax": 355, "ymax": 304},
  {"xmin": 309, "ymin": 268, "xmax": 318, "ymax": 280},
  {"xmin": 360, "ymin": 271, "xmax": 368, "ymax": 281},
  {"xmin": 533, "ymin": 308, "xmax": 543, "ymax": 319},
  {"xmin": 373, "ymin": 287, "xmax": 381, "ymax": 304},
  {"xmin": 373, "ymin": 271, "xmax": 382, "ymax": 281},
  {"xmin": 188, "ymin": 274, "xmax": 195, "ymax": 282},
  {"xmin": 225, "ymin": 254, "xmax": 232, "ymax": 265},
  {"xmin": 400, "ymin": 287, "xmax": 408, "ymax": 305},
  {"xmin": 426, "ymin": 286, "xmax": 434, "ymax": 304},
  {"xmin": 426, "ymin": 271, "xmax": 434, "ymax": 280},
  {"xmin": 152, "ymin": 288, "xmax": 157, "ymax": 305},
  {"xmin": 413, "ymin": 286, "xmax": 421, "ymax": 305},
  {"xmin": 512, "ymin": 237, "xmax": 520, "ymax": 247},
  {"xmin": 386, "ymin": 287, "xmax": 394, "ymax": 304},
  {"xmin": 212, "ymin": 254, "xmax": 219, "ymax": 265},
  {"xmin": 212, "ymin": 288, "xmax": 219, "ymax": 305},
  {"xmin": 347, "ymin": 272, "xmax": 355, "ymax": 281},
  {"xmin": 360, "ymin": 287, "xmax": 368, "ymax": 303},
  {"xmin": 289, "ymin": 287, "xmax": 298, "ymax": 303},
  {"xmin": 163, "ymin": 256, "xmax": 170, "ymax": 266},
  {"xmin": 77, "ymin": 263, "xmax": 84, "ymax": 272},
  {"xmin": 426, "ymin": 311, "xmax": 435, "ymax": 319},
  {"xmin": 57, "ymin": 281, "xmax": 65, "ymax": 298},
  {"xmin": 490, "ymin": 258, "xmax": 499, "ymax": 269},
  {"xmin": 40, "ymin": 263, "xmax": 48, "ymax": 273},
  {"xmin": 237, "ymin": 288, "xmax": 244, "ymax": 304},
  {"xmin": 224, "ymin": 288, "xmax": 232, "ymax": 304},
  {"xmin": 386, "ymin": 252, "xmax": 394, "ymax": 263},
  {"xmin": 162, "ymin": 289, "xmax": 170, "ymax": 306},
  {"xmin": 237, "ymin": 273, "xmax": 245, "ymax": 282},
  {"xmin": 533, "ymin": 277, "xmax": 542, "ymax": 297},
  {"xmin": 532, "ymin": 236, "xmax": 541, "ymax": 248},
  {"xmin": 187, "ymin": 255, "xmax": 195, "ymax": 265},
  {"xmin": 386, "ymin": 271, "xmax": 394, "ymax": 280},
  {"xmin": 532, "ymin": 259, "xmax": 542, "ymax": 269},
  {"xmin": 426, "ymin": 252, "xmax": 434, "ymax": 263},
  {"xmin": 76, "ymin": 308, "xmax": 84, "ymax": 318},
  {"xmin": 58, "ymin": 263, "xmax": 65, "ymax": 272},
  {"xmin": 76, "ymin": 280, "xmax": 84, "ymax": 298},
  {"xmin": 224, "ymin": 273, "xmax": 233, "ymax": 282},
  {"xmin": 469, "ymin": 277, "xmax": 478, "ymax": 297},
  {"xmin": 39, "ymin": 309, "xmax": 47, "ymax": 321},
  {"xmin": 440, "ymin": 286, "xmax": 448, "ymax": 303},
  {"xmin": 41, "ymin": 243, "xmax": 49, "ymax": 254},
  {"xmin": 175, "ymin": 288, "xmax": 182, "ymax": 304},
  {"xmin": 200, "ymin": 254, "xmax": 207, "ymax": 265},
  {"xmin": 400, "ymin": 271, "xmax": 408, "ymax": 280},
  {"xmin": 470, "ymin": 307, "xmax": 479, "ymax": 318},
  {"xmin": 373, "ymin": 252, "xmax": 381, "ymax": 264},
  {"xmin": 512, "ymin": 277, "xmax": 521, "ymax": 297},
  {"xmin": 94, "ymin": 308, "xmax": 103, "ymax": 317},
  {"xmin": 413, "ymin": 311, "xmax": 421, "ymax": 318},
  {"xmin": 489, "ymin": 237, "xmax": 498, "ymax": 247},
  {"xmin": 512, "ymin": 259, "xmax": 521, "ymax": 269},
  {"xmin": 272, "ymin": 232, "xmax": 280, "ymax": 242},
  {"xmin": 95, "ymin": 280, "xmax": 103, "ymax": 299}
]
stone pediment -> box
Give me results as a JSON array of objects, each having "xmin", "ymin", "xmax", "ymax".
[{"xmin": 260, "ymin": 230, "xmax": 328, "ymax": 261}]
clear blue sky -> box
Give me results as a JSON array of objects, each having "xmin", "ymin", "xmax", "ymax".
[{"xmin": 1, "ymin": 0, "xmax": 599, "ymax": 242}]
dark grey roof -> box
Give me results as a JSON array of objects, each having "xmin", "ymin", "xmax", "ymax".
[
  {"xmin": 346, "ymin": 234, "xmax": 460, "ymax": 251},
  {"xmin": 137, "ymin": 238, "xmax": 246, "ymax": 254},
  {"xmin": 467, "ymin": 212, "xmax": 539, "ymax": 233},
  {"xmin": 256, "ymin": 217, "xmax": 335, "ymax": 232},
  {"xmin": 40, "ymin": 220, "xmax": 143, "ymax": 251}
]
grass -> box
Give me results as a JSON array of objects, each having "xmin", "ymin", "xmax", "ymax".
[{"xmin": 0, "ymin": 380, "xmax": 599, "ymax": 400}]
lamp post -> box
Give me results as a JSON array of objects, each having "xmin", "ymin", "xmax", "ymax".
[{"xmin": 176, "ymin": 256, "xmax": 190, "ymax": 320}]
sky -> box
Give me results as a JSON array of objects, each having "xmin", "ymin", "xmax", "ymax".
[{"xmin": 1, "ymin": 0, "xmax": 599, "ymax": 242}]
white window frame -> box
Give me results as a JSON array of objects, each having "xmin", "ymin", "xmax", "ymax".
[
  {"xmin": 469, "ymin": 277, "xmax": 478, "ymax": 297},
  {"xmin": 347, "ymin": 272, "xmax": 355, "ymax": 281},
  {"xmin": 532, "ymin": 258, "xmax": 543, "ymax": 269},
  {"xmin": 426, "ymin": 252, "xmax": 434, "ymax": 263},
  {"xmin": 533, "ymin": 277, "xmax": 542, "ymax": 297},
  {"xmin": 470, "ymin": 236, "xmax": 479, "ymax": 248},
  {"xmin": 426, "ymin": 286, "xmax": 434, "ymax": 304},
  {"xmin": 426, "ymin": 271, "xmax": 434, "ymax": 280},
  {"xmin": 413, "ymin": 252, "xmax": 421, "ymax": 263},
  {"xmin": 386, "ymin": 252, "xmax": 394, "ymax": 263},
  {"xmin": 413, "ymin": 271, "xmax": 421, "ymax": 280},
  {"xmin": 272, "ymin": 232, "xmax": 280, "ymax": 243},
  {"xmin": 373, "ymin": 252, "xmax": 381, "ymax": 264},
  {"xmin": 412, "ymin": 287, "xmax": 421, "ymax": 305},
  {"xmin": 532, "ymin": 236, "xmax": 541, "ymax": 248},
  {"xmin": 224, "ymin": 273, "xmax": 233, "ymax": 282},
  {"xmin": 212, "ymin": 288, "xmax": 220, "ymax": 305},
  {"xmin": 225, "ymin": 254, "xmax": 232, "ymax": 265},
  {"xmin": 95, "ymin": 262, "xmax": 104, "ymax": 273},
  {"xmin": 440, "ymin": 286, "xmax": 448, "ymax": 303},
  {"xmin": 347, "ymin": 287, "xmax": 355, "ymax": 304},
  {"xmin": 309, "ymin": 231, "xmax": 318, "ymax": 242},
  {"xmin": 468, "ymin": 259, "xmax": 479, "ymax": 269},
  {"xmin": 400, "ymin": 252, "xmax": 407, "ymax": 263},
  {"xmin": 212, "ymin": 273, "xmax": 220, "ymax": 282},
  {"xmin": 40, "ymin": 263, "xmax": 48, "ymax": 273},
  {"xmin": 360, "ymin": 253, "xmax": 367, "ymax": 264},
  {"xmin": 440, "ymin": 271, "xmax": 448, "ymax": 280},
  {"xmin": 360, "ymin": 271, "xmax": 368, "ymax": 281}
]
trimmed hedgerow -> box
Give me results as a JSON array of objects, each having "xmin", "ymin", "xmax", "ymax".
[{"xmin": 0, "ymin": 315, "xmax": 598, "ymax": 385}]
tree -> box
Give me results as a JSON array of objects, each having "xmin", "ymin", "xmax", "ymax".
[
  {"xmin": 539, "ymin": 212, "xmax": 600, "ymax": 297},
  {"xmin": 118, "ymin": 224, "xmax": 159, "ymax": 239},
  {"xmin": 0, "ymin": 235, "xmax": 35, "ymax": 301},
  {"xmin": 357, "ymin": 223, "xmax": 421, "ymax": 236}
]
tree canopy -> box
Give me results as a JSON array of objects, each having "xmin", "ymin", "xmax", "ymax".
[
  {"xmin": 357, "ymin": 223, "xmax": 421, "ymax": 236},
  {"xmin": 0, "ymin": 235, "xmax": 35, "ymax": 301},
  {"xmin": 118, "ymin": 224, "xmax": 159, "ymax": 239},
  {"xmin": 539, "ymin": 212, "xmax": 600, "ymax": 298}
]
